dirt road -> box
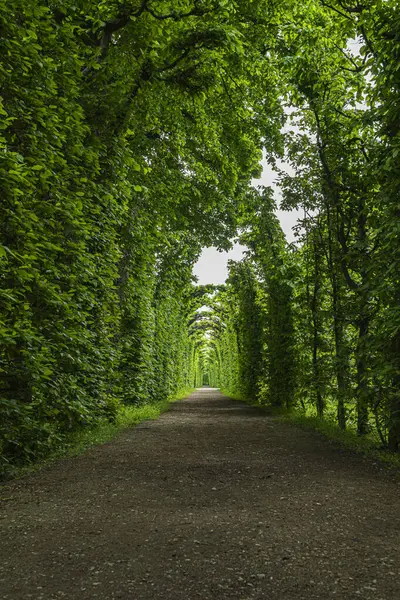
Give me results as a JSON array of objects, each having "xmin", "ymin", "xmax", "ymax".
[{"xmin": 1, "ymin": 388, "xmax": 399, "ymax": 599}]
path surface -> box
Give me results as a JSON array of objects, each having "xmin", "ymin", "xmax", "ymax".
[{"xmin": 1, "ymin": 389, "xmax": 399, "ymax": 600}]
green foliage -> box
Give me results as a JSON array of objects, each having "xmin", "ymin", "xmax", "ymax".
[
  {"xmin": 199, "ymin": 191, "xmax": 297, "ymax": 407},
  {"xmin": 2, "ymin": 388, "xmax": 192, "ymax": 481},
  {"xmin": 190, "ymin": 0, "xmax": 400, "ymax": 455},
  {"xmin": 1, "ymin": 0, "xmax": 268, "ymax": 474},
  {"xmin": 1, "ymin": 0, "xmax": 400, "ymax": 476},
  {"xmin": 280, "ymin": 411, "xmax": 400, "ymax": 469},
  {"xmin": 268, "ymin": 0, "xmax": 400, "ymax": 447}
]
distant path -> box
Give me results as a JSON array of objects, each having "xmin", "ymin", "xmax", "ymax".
[{"xmin": 1, "ymin": 389, "xmax": 399, "ymax": 600}]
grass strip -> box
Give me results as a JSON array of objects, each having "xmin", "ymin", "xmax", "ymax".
[
  {"xmin": 280, "ymin": 411, "xmax": 400, "ymax": 469},
  {"xmin": 222, "ymin": 389, "xmax": 400, "ymax": 469},
  {"xmin": 2, "ymin": 388, "xmax": 193, "ymax": 482}
]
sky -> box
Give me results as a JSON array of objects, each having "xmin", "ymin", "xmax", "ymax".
[{"xmin": 193, "ymin": 158, "xmax": 302, "ymax": 285}]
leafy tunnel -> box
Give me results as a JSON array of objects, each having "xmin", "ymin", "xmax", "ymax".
[{"xmin": 1, "ymin": 0, "xmax": 399, "ymax": 476}]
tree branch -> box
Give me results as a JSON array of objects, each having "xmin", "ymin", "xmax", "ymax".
[
  {"xmin": 320, "ymin": 1, "xmax": 354, "ymax": 21},
  {"xmin": 93, "ymin": 0, "xmax": 211, "ymax": 62},
  {"xmin": 146, "ymin": 0, "xmax": 212, "ymax": 21},
  {"xmin": 98, "ymin": 1, "xmax": 147, "ymax": 54}
]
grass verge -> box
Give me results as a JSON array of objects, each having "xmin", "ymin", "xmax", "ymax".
[
  {"xmin": 221, "ymin": 389, "xmax": 400, "ymax": 470},
  {"xmin": 280, "ymin": 411, "xmax": 400, "ymax": 469},
  {"xmin": 2, "ymin": 388, "xmax": 193, "ymax": 482}
]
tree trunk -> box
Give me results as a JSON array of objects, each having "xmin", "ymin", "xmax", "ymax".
[
  {"xmin": 356, "ymin": 315, "xmax": 369, "ymax": 435},
  {"xmin": 325, "ymin": 202, "xmax": 348, "ymax": 429},
  {"xmin": 388, "ymin": 329, "xmax": 400, "ymax": 451}
]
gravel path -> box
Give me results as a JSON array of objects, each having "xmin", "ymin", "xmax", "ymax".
[{"xmin": 1, "ymin": 388, "xmax": 399, "ymax": 600}]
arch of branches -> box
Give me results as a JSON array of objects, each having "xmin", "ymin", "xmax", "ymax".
[{"xmin": 1, "ymin": 1, "xmax": 399, "ymax": 474}]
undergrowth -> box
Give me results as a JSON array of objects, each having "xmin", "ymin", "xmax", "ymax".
[
  {"xmin": 280, "ymin": 411, "xmax": 400, "ymax": 469},
  {"xmin": 1, "ymin": 388, "xmax": 193, "ymax": 482},
  {"xmin": 223, "ymin": 390, "xmax": 400, "ymax": 469}
]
